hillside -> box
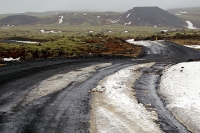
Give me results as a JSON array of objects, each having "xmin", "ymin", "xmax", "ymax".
[
  {"xmin": 0, "ymin": 15, "xmax": 39, "ymax": 25},
  {"xmin": 0, "ymin": 7, "xmax": 192, "ymax": 28},
  {"xmin": 115, "ymin": 7, "xmax": 186, "ymax": 28},
  {"xmin": 168, "ymin": 7, "xmax": 200, "ymax": 28}
]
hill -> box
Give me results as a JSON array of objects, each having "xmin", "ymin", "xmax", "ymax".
[
  {"xmin": 0, "ymin": 7, "xmax": 192, "ymax": 28},
  {"xmin": 115, "ymin": 6, "xmax": 186, "ymax": 28},
  {"xmin": 168, "ymin": 7, "xmax": 200, "ymax": 28},
  {"xmin": 0, "ymin": 15, "xmax": 39, "ymax": 25}
]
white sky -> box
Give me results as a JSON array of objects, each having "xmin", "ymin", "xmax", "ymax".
[{"xmin": 0, "ymin": 0, "xmax": 199, "ymax": 14}]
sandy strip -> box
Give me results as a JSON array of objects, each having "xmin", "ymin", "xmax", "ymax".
[
  {"xmin": 160, "ymin": 62, "xmax": 200, "ymax": 133},
  {"xmin": 21, "ymin": 63, "xmax": 112, "ymax": 106},
  {"xmin": 90, "ymin": 63, "xmax": 163, "ymax": 133}
]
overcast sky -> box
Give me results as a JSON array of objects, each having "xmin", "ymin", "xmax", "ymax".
[{"xmin": 0, "ymin": 0, "xmax": 199, "ymax": 14}]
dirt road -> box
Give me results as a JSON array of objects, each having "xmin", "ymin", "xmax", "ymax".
[{"xmin": 0, "ymin": 41, "xmax": 200, "ymax": 133}]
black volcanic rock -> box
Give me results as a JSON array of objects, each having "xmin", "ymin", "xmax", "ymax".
[
  {"xmin": 118, "ymin": 6, "xmax": 185, "ymax": 28},
  {"xmin": 0, "ymin": 15, "xmax": 39, "ymax": 25}
]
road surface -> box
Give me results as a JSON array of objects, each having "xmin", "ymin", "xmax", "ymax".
[{"xmin": 0, "ymin": 41, "xmax": 200, "ymax": 133}]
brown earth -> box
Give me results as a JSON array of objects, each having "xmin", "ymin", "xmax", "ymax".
[
  {"xmin": 0, "ymin": 37, "xmax": 143, "ymax": 60},
  {"xmin": 84, "ymin": 36, "xmax": 142, "ymax": 57}
]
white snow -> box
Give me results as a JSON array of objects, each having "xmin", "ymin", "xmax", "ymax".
[
  {"xmin": 58, "ymin": 16, "xmax": 64, "ymax": 24},
  {"xmin": 40, "ymin": 30, "xmax": 60, "ymax": 34},
  {"xmin": 84, "ymin": 13, "xmax": 87, "ymax": 16},
  {"xmin": 124, "ymin": 30, "xmax": 129, "ymax": 33},
  {"xmin": 89, "ymin": 31, "xmax": 94, "ymax": 33},
  {"xmin": 14, "ymin": 40, "xmax": 38, "ymax": 44},
  {"xmin": 97, "ymin": 15, "xmax": 100, "ymax": 18},
  {"xmin": 111, "ymin": 19, "xmax": 120, "ymax": 24},
  {"xmin": 161, "ymin": 30, "xmax": 168, "ymax": 32},
  {"xmin": 186, "ymin": 21, "xmax": 197, "ymax": 29},
  {"xmin": 3, "ymin": 57, "xmax": 20, "ymax": 62},
  {"xmin": 180, "ymin": 11, "xmax": 187, "ymax": 14},
  {"xmin": 160, "ymin": 62, "xmax": 200, "ymax": 133},
  {"xmin": 124, "ymin": 22, "xmax": 131, "ymax": 26},
  {"xmin": 126, "ymin": 13, "xmax": 130, "ymax": 18},
  {"xmin": 154, "ymin": 25, "xmax": 157, "ymax": 27},
  {"xmin": 21, "ymin": 63, "xmax": 112, "ymax": 106},
  {"xmin": 90, "ymin": 63, "xmax": 162, "ymax": 133},
  {"xmin": 185, "ymin": 45, "xmax": 200, "ymax": 49},
  {"xmin": 126, "ymin": 39, "xmax": 134, "ymax": 43}
]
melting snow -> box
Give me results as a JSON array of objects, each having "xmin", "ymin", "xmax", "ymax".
[
  {"xmin": 126, "ymin": 39, "xmax": 134, "ymax": 43},
  {"xmin": 185, "ymin": 45, "xmax": 200, "ymax": 49},
  {"xmin": 186, "ymin": 21, "xmax": 197, "ymax": 29},
  {"xmin": 124, "ymin": 22, "xmax": 131, "ymax": 26},
  {"xmin": 20, "ymin": 63, "xmax": 112, "ymax": 106},
  {"xmin": 58, "ymin": 16, "xmax": 64, "ymax": 24},
  {"xmin": 160, "ymin": 62, "xmax": 200, "ymax": 133},
  {"xmin": 97, "ymin": 15, "xmax": 100, "ymax": 18},
  {"xmin": 154, "ymin": 25, "xmax": 157, "ymax": 27},
  {"xmin": 126, "ymin": 13, "xmax": 130, "ymax": 18},
  {"xmin": 90, "ymin": 63, "xmax": 162, "ymax": 133},
  {"xmin": 40, "ymin": 30, "xmax": 61, "ymax": 34},
  {"xmin": 84, "ymin": 13, "xmax": 87, "ymax": 16},
  {"xmin": 161, "ymin": 30, "xmax": 168, "ymax": 32},
  {"xmin": 3, "ymin": 57, "xmax": 20, "ymax": 62},
  {"xmin": 180, "ymin": 11, "xmax": 187, "ymax": 14}
]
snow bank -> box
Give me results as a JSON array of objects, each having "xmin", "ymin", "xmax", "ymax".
[
  {"xmin": 21, "ymin": 63, "xmax": 111, "ymax": 106},
  {"xmin": 185, "ymin": 45, "xmax": 200, "ymax": 50},
  {"xmin": 126, "ymin": 39, "xmax": 134, "ymax": 43},
  {"xmin": 186, "ymin": 21, "xmax": 197, "ymax": 29},
  {"xmin": 160, "ymin": 62, "xmax": 200, "ymax": 132},
  {"xmin": 90, "ymin": 63, "xmax": 162, "ymax": 133},
  {"xmin": 4, "ymin": 57, "xmax": 20, "ymax": 61},
  {"xmin": 58, "ymin": 16, "xmax": 64, "ymax": 24}
]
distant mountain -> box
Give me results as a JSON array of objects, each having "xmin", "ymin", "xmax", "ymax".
[
  {"xmin": 0, "ymin": 15, "xmax": 39, "ymax": 25},
  {"xmin": 116, "ymin": 6, "xmax": 186, "ymax": 28},
  {"xmin": 0, "ymin": 7, "xmax": 189, "ymax": 28}
]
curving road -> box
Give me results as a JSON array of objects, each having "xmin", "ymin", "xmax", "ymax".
[{"xmin": 0, "ymin": 41, "xmax": 200, "ymax": 133}]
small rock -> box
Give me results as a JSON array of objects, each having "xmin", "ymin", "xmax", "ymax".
[{"xmin": 145, "ymin": 103, "xmax": 151, "ymax": 107}]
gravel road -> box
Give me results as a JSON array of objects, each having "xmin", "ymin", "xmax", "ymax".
[{"xmin": 0, "ymin": 41, "xmax": 200, "ymax": 133}]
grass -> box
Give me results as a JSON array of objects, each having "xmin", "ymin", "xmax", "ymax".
[{"xmin": 0, "ymin": 23, "xmax": 200, "ymax": 60}]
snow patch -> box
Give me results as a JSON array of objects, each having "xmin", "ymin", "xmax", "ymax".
[
  {"xmin": 186, "ymin": 21, "xmax": 197, "ymax": 29},
  {"xmin": 175, "ymin": 13, "xmax": 181, "ymax": 15},
  {"xmin": 124, "ymin": 22, "xmax": 131, "ymax": 26},
  {"xmin": 161, "ymin": 30, "xmax": 168, "ymax": 32},
  {"xmin": 185, "ymin": 45, "xmax": 200, "ymax": 49},
  {"xmin": 40, "ymin": 30, "xmax": 61, "ymax": 34},
  {"xmin": 3, "ymin": 57, "xmax": 20, "ymax": 62},
  {"xmin": 180, "ymin": 11, "xmax": 187, "ymax": 14},
  {"xmin": 97, "ymin": 15, "xmax": 100, "ymax": 18},
  {"xmin": 90, "ymin": 63, "xmax": 161, "ymax": 133},
  {"xmin": 126, "ymin": 39, "xmax": 134, "ymax": 43},
  {"xmin": 58, "ymin": 16, "xmax": 64, "ymax": 24},
  {"xmin": 160, "ymin": 62, "xmax": 200, "ymax": 133},
  {"xmin": 20, "ymin": 63, "xmax": 112, "ymax": 107},
  {"xmin": 126, "ymin": 13, "xmax": 130, "ymax": 18}
]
